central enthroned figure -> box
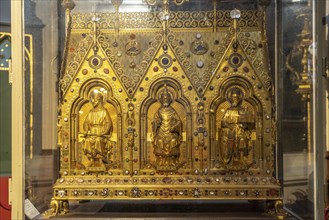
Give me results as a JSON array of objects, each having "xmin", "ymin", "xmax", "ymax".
[
  {"xmin": 152, "ymin": 85, "xmax": 182, "ymax": 171},
  {"xmin": 82, "ymin": 90, "xmax": 113, "ymax": 169}
]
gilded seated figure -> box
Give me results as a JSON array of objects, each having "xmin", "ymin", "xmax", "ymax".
[
  {"xmin": 81, "ymin": 90, "xmax": 113, "ymax": 168},
  {"xmin": 219, "ymin": 88, "xmax": 255, "ymax": 168},
  {"xmin": 152, "ymin": 85, "xmax": 182, "ymax": 171}
]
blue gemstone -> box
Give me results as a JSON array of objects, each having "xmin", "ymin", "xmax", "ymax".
[
  {"xmin": 232, "ymin": 57, "xmax": 239, "ymax": 64},
  {"xmin": 92, "ymin": 58, "xmax": 99, "ymax": 66},
  {"xmin": 162, "ymin": 58, "xmax": 169, "ymax": 65}
]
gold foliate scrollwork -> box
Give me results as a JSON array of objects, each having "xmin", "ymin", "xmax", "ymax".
[{"xmin": 70, "ymin": 10, "xmax": 261, "ymax": 30}]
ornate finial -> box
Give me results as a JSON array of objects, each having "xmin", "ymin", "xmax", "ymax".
[
  {"xmin": 61, "ymin": 0, "xmax": 75, "ymax": 11},
  {"xmin": 230, "ymin": 9, "xmax": 241, "ymax": 44},
  {"xmin": 144, "ymin": 0, "xmax": 188, "ymax": 6}
]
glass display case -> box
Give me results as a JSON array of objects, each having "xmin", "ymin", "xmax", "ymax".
[{"xmin": 7, "ymin": 0, "xmax": 328, "ymax": 219}]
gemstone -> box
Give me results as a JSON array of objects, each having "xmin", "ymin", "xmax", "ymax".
[
  {"xmin": 58, "ymin": 190, "xmax": 65, "ymax": 197},
  {"xmin": 112, "ymin": 41, "xmax": 118, "ymax": 47},
  {"xmin": 188, "ymin": 86, "xmax": 192, "ymax": 90},
  {"xmin": 197, "ymin": 61, "xmax": 204, "ymax": 68},
  {"xmin": 179, "ymin": 40, "xmax": 184, "ymax": 45},
  {"xmin": 232, "ymin": 56, "xmax": 240, "ymax": 64},
  {"xmin": 173, "ymin": 66, "xmax": 178, "ymax": 72},
  {"xmin": 82, "ymin": 69, "xmax": 88, "ymax": 75},
  {"xmin": 153, "ymin": 66, "xmax": 159, "ymax": 72},
  {"xmin": 230, "ymin": 9, "xmax": 241, "ymax": 19},
  {"xmin": 82, "ymin": 33, "xmax": 86, "ymax": 38},
  {"xmin": 103, "ymin": 68, "xmax": 109, "ymax": 74},
  {"xmin": 259, "ymin": 44, "xmax": 263, "ymax": 48},
  {"xmin": 92, "ymin": 58, "xmax": 99, "ymax": 66},
  {"xmin": 223, "ymin": 67, "xmax": 229, "ymax": 72},
  {"xmin": 214, "ymin": 40, "xmax": 219, "ymax": 45},
  {"xmin": 130, "ymin": 34, "xmax": 136, "ymax": 40},
  {"xmin": 196, "ymin": 33, "xmax": 202, "ymax": 39},
  {"xmin": 196, "ymin": 45, "xmax": 204, "ymax": 51},
  {"xmin": 243, "ymin": 67, "xmax": 249, "ymax": 73},
  {"xmin": 69, "ymin": 48, "xmax": 75, "ymax": 52},
  {"xmin": 162, "ymin": 44, "xmax": 168, "ymax": 50},
  {"xmin": 162, "ymin": 58, "xmax": 169, "ymax": 65},
  {"xmin": 163, "ymin": 177, "xmax": 172, "ymax": 184}
]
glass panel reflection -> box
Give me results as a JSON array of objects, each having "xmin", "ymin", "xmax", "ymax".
[{"xmin": 280, "ymin": 0, "xmax": 314, "ymax": 218}]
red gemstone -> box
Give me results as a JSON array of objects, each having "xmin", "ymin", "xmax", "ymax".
[
  {"xmin": 173, "ymin": 66, "xmax": 178, "ymax": 72},
  {"xmin": 223, "ymin": 66, "xmax": 229, "ymax": 72},
  {"xmin": 153, "ymin": 66, "xmax": 159, "ymax": 72},
  {"xmin": 243, "ymin": 67, "xmax": 249, "ymax": 73},
  {"xmin": 103, "ymin": 68, "xmax": 109, "ymax": 74},
  {"xmin": 269, "ymin": 189, "xmax": 277, "ymax": 197},
  {"xmin": 163, "ymin": 177, "xmax": 172, "ymax": 184},
  {"xmin": 130, "ymin": 34, "xmax": 136, "ymax": 40},
  {"xmin": 69, "ymin": 48, "xmax": 75, "ymax": 52}
]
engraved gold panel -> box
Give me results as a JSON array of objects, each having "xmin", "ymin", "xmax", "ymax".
[{"xmin": 50, "ymin": 5, "xmax": 281, "ymax": 217}]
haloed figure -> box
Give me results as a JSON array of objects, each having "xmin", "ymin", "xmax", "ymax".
[
  {"xmin": 82, "ymin": 90, "xmax": 113, "ymax": 168},
  {"xmin": 219, "ymin": 87, "xmax": 255, "ymax": 168},
  {"xmin": 152, "ymin": 85, "xmax": 182, "ymax": 170}
]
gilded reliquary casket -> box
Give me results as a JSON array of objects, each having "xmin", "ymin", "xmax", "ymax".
[{"xmin": 50, "ymin": 0, "xmax": 283, "ymax": 216}]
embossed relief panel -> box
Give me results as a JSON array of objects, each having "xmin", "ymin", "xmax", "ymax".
[{"xmin": 51, "ymin": 6, "xmax": 282, "ymax": 215}]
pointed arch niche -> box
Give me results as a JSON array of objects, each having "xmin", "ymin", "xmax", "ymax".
[
  {"xmin": 209, "ymin": 76, "xmax": 264, "ymax": 171},
  {"xmin": 70, "ymin": 78, "xmax": 123, "ymax": 171},
  {"xmin": 139, "ymin": 78, "xmax": 193, "ymax": 172}
]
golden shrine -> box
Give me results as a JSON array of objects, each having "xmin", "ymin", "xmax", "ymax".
[{"xmin": 48, "ymin": 0, "xmax": 285, "ymax": 218}]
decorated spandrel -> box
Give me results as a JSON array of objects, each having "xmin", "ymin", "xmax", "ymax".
[{"xmin": 48, "ymin": 0, "xmax": 286, "ymax": 218}]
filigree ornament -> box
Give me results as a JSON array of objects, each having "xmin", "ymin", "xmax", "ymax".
[
  {"xmin": 125, "ymin": 40, "xmax": 141, "ymax": 56},
  {"xmin": 190, "ymin": 40, "xmax": 209, "ymax": 55}
]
